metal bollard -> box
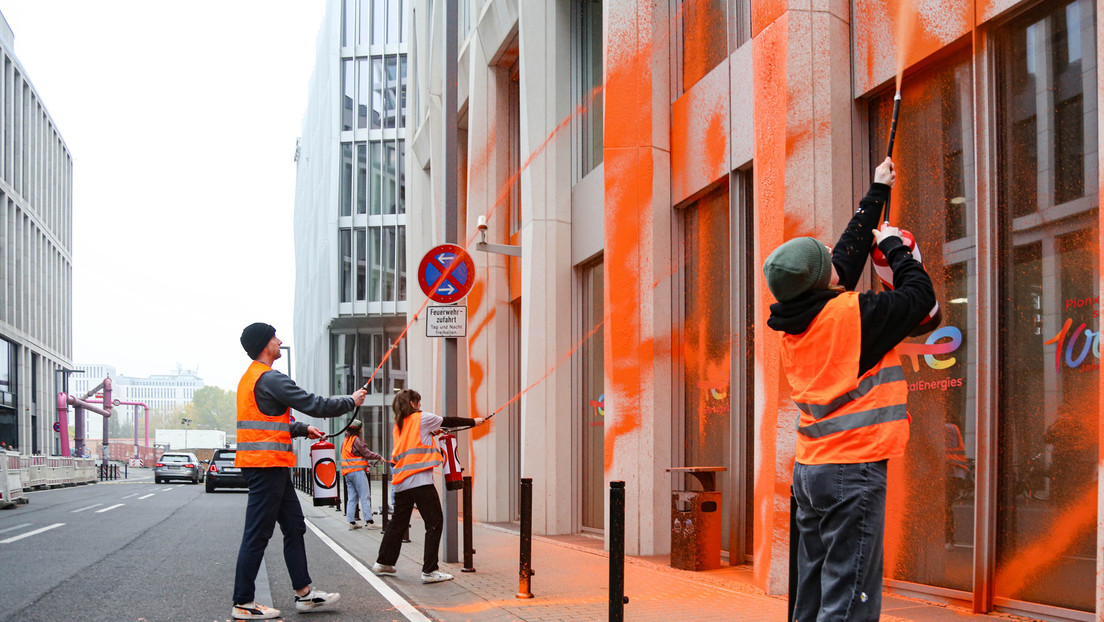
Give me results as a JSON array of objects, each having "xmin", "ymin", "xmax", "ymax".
[
  {"xmin": 517, "ymin": 477, "xmax": 534, "ymax": 598},
  {"xmin": 381, "ymin": 471, "xmax": 390, "ymax": 530},
  {"xmin": 462, "ymin": 475, "xmax": 475, "ymax": 572},
  {"xmin": 610, "ymin": 480, "xmax": 629, "ymax": 620},
  {"xmin": 335, "ymin": 472, "xmax": 343, "ymax": 513}
]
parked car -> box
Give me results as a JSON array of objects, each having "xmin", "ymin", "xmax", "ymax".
[
  {"xmin": 154, "ymin": 452, "xmax": 205, "ymax": 484},
  {"xmin": 205, "ymin": 448, "xmax": 247, "ymax": 492}
]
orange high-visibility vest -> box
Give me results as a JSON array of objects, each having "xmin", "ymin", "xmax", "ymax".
[
  {"xmin": 390, "ymin": 412, "xmax": 443, "ymax": 486},
  {"xmin": 235, "ymin": 361, "xmax": 295, "ymax": 468},
  {"xmin": 341, "ymin": 434, "xmax": 369, "ymax": 475},
  {"xmin": 781, "ymin": 291, "xmax": 911, "ymax": 465}
]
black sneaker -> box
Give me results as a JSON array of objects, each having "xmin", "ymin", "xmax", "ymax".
[{"xmin": 295, "ymin": 588, "xmax": 340, "ymax": 612}]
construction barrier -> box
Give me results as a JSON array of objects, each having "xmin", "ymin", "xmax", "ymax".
[{"xmin": 0, "ymin": 452, "xmax": 97, "ymax": 508}]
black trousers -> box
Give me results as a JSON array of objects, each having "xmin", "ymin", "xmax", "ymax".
[
  {"xmin": 375, "ymin": 483, "xmax": 442, "ymax": 574},
  {"xmin": 233, "ymin": 467, "xmax": 311, "ymax": 605}
]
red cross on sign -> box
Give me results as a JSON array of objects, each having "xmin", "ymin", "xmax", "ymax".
[{"xmin": 418, "ymin": 244, "xmax": 475, "ymax": 303}]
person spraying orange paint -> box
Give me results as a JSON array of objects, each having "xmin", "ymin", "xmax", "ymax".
[{"xmin": 764, "ymin": 159, "xmax": 937, "ymax": 622}]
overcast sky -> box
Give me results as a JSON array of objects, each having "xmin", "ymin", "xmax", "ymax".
[{"xmin": 2, "ymin": 1, "xmax": 327, "ymax": 390}]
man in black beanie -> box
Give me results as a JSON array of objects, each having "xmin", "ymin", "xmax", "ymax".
[
  {"xmin": 230, "ymin": 323, "xmax": 367, "ymax": 620},
  {"xmin": 765, "ymin": 158, "xmax": 936, "ymax": 622}
]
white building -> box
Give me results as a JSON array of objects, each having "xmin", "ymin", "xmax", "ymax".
[
  {"xmin": 0, "ymin": 10, "xmax": 75, "ymax": 456},
  {"xmin": 292, "ymin": 0, "xmax": 411, "ymax": 463}
]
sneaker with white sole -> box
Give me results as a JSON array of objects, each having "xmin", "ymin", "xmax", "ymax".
[
  {"xmin": 371, "ymin": 562, "xmax": 397, "ymax": 576},
  {"xmin": 348, "ymin": 522, "xmax": 361, "ymax": 530},
  {"xmin": 231, "ymin": 602, "xmax": 281, "ymax": 620},
  {"xmin": 421, "ymin": 569, "xmax": 454, "ymax": 584},
  {"xmin": 294, "ymin": 588, "xmax": 340, "ymax": 612}
]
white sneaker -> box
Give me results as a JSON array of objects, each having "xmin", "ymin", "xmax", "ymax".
[
  {"xmin": 294, "ymin": 588, "xmax": 340, "ymax": 612},
  {"xmin": 371, "ymin": 562, "xmax": 396, "ymax": 576},
  {"xmin": 421, "ymin": 569, "xmax": 454, "ymax": 584},
  {"xmin": 348, "ymin": 522, "xmax": 361, "ymax": 530},
  {"xmin": 232, "ymin": 602, "xmax": 281, "ymax": 620}
]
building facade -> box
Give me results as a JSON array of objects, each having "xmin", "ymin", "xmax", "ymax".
[
  {"xmin": 293, "ymin": 0, "xmax": 411, "ymax": 458},
  {"xmin": 408, "ymin": 0, "xmax": 1102, "ymax": 619},
  {"xmin": 69, "ymin": 363, "xmax": 204, "ymax": 439},
  {"xmin": 0, "ymin": 11, "xmax": 75, "ymax": 457}
]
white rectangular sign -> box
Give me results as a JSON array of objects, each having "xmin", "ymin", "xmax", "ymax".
[{"xmin": 426, "ymin": 305, "xmax": 467, "ymax": 338}]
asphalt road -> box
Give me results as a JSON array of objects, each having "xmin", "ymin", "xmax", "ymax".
[{"xmin": 0, "ymin": 470, "xmax": 429, "ymax": 622}]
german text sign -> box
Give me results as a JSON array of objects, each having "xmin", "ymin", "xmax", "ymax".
[{"xmin": 426, "ymin": 305, "xmax": 467, "ymax": 338}]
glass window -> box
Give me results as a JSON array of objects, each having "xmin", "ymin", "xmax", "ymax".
[
  {"xmin": 678, "ymin": 0, "xmax": 727, "ymax": 94},
  {"xmin": 342, "ymin": 0, "xmax": 355, "ymax": 46},
  {"xmin": 385, "ymin": 56, "xmax": 399, "ymax": 129},
  {"xmin": 382, "ymin": 225, "xmax": 396, "ymax": 300},
  {"xmin": 340, "ymin": 228, "xmax": 353, "ymax": 303},
  {"xmin": 577, "ymin": 0, "xmax": 603, "ymax": 177},
  {"xmin": 397, "ymin": 140, "xmax": 406, "ymax": 214},
  {"xmin": 356, "ymin": 143, "xmax": 367, "ymax": 214},
  {"xmin": 387, "ymin": 0, "xmax": 401, "ymax": 44},
  {"xmin": 341, "ymin": 143, "xmax": 353, "ymax": 217},
  {"xmin": 372, "ymin": 0, "xmax": 386, "ymax": 46},
  {"xmin": 357, "ymin": 0, "xmax": 371, "ymax": 46},
  {"xmin": 331, "ymin": 333, "xmax": 356, "ymax": 394},
  {"xmin": 368, "ymin": 227, "xmax": 382, "ymax": 302},
  {"xmin": 0, "ymin": 339, "xmax": 10, "ymax": 391},
  {"xmin": 370, "ymin": 141, "xmax": 383, "ymax": 215},
  {"xmin": 399, "ymin": 56, "xmax": 408, "ymax": 129},
  {"xmin": 371, "ymin": 58, "xmax": 384, "ymax": 130},
  {"xmin": 357, "ymin": 59, "xmax": 369, "ymax": 130},
  {"xmin": 868, "ymin": 50, "xmax": 975, "ymax": 593},
  {"xmin": 342, "ymin": 60, "xmax": 355, "ymax": 132},
  {"xmin": 995, "ymin": 0, "xmax": 1098, "ymax": 611},
  {"xmin": 397, "ymin": 224, "xmax": 406, "ymax": 299},
  {"xmin": 384, "ymin": 141, "xmax": 397, "ymax": 214},
  {"xmin": 356, "ymin": 229, "xmax": 367, "ymax": 301},
  {"xmin": 581, "ymin": 260, "xmax": 605, "ymax": 530}
]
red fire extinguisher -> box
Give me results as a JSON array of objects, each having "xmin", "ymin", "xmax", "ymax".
[
  {"xmin": 438, "ymin": 432, "xmax": 463, "ymax": 491},
  {"xmin": 310, "ymin": 440, "xmax": 339, "ymax": 506}
]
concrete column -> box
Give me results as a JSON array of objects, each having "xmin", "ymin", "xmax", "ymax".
[
  {"xmin": 751, "ymin": 0, "xmax": 853, "ymax": 595},
  {"xmin": 603, "ymin": 0, "xmax": 675, "ymax": 556},
  {"xmin": 516, "ymin": 1, "xmax": 575, "ymax": 535}
]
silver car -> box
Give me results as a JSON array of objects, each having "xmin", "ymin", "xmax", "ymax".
[{"xmin": 154, "ymin": 452, "xmax": 206, "ymax": 484}]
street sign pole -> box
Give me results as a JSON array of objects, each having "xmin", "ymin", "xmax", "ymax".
[{"xmin": 442, "ymin": 0, "xmax": 460, "ymax": 564}]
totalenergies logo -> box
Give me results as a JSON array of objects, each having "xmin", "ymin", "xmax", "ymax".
[
  {"xmin": 898, "ymin": 326, "xmax": 962, "ymax": 372},
  {"xmin": 1044, "ymin": 318, "xmax": 1100, "ymax": 372}
]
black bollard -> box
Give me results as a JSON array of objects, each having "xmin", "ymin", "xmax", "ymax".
[
  {"xmin": 610, "ymin": 480, "xmax": 627, "ymax": 621},
  {"xmin": 462, "ymin": 475, "xmax": 475, "ymax": 572},
  {"xmin": 381, "ymin": 471, "xmax": 390, "ymax": 530},
  {"xmin": 517, "ymin": 477, "xmax": 534, "ymax": 599}
]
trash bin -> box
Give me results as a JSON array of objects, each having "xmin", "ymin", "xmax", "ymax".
[{"xmin": 667, "ymin": 466, "xmax": 725, "ymax": 571}]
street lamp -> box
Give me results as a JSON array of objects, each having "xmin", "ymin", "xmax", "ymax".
[{"xmin": 181, "ymin": 417, "xmax": 192, "ymax": 450}]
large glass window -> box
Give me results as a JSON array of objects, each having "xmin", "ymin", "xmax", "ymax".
[
  {"xmin": 342, "ymin": 59, "xmax": 355, "ymax": 132},
  {"xmin": 678, "ymin": 0, "xmax": 727, "ymax": 94},
  {"xmin": 995, "ymin": 0, "xmax": 1098, "ymax": 612},
  {"xmin": 581, "ymin": 260, "xmax": 605, "ymax": 531},
  {"xmin": 357, "ymin": 143, "xmax": 368, "ymax": 215},
  {"xmin": 340, "ymin": 229, "xmax": 353, "ymax": 303},
  {"xmin": 341, "ymin": 144, "xmax": 353, "ymax": 217},
  {"xmin": 357, "ymin": 59, "xmax": 369, "ymax": 130},
  {"xmin": 680, "ymin": 182, "xmax": 730, "ymax": 540},
  {"xmin": 576, "ymin": 0, "xmax": 603, "ymax": 178},
  {"xmin": 869, "ymin": 50, "xmax": 975, "ymax": 593}
]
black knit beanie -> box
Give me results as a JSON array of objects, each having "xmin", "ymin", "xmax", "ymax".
[
  {"xmin": 763, "ymin": 237, "xmax": 833, "ymax": 302},
  {"xmin": 240, "ymin": 322, "xmax": 276, "ymax": 360}
]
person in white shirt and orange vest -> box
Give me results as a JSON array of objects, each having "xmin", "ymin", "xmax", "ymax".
[
  {"xmin": 231, "ymin": 322, "xmax": 367, "ymax": 621},
  {"xmin": 370, "ymin": 388, "xmax": 487, "ymax": 583},
  {"xmin": 764, "ymin": 158, "xmax": 937, "ymax": 622},
  {"xmin": 341, "ymin": 418, "xmax": 383, "ymax": 530}
]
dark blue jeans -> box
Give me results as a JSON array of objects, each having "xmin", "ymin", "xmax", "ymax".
[
  {"xmin": 375, "ymin": 483, "xmax": 443, "ymax": 574},
  {"xmin": 791, "ymin": 460, "xmax": 887, "ymax": 622},
  {"xmin": 233, "ymin": 467, "xmax": 311, "ymax": 605}
]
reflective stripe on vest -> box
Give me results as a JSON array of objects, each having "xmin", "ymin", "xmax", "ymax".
[
  {"xmin": 390, "ymin": 413, "xmax": 443, "ymax": 486},
  {"xmin": 782, "ymin": 291, "xmax": 910, "ymax": 465},
  {"xmin": 234, "ymin": 361, "xmax": 295, "ymax": 468},
  {"xmin": 341, "ymin": 435, "xmax": 368, "ymax": 475}
]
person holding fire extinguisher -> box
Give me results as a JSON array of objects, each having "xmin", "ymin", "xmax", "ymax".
[
  {"xmin": 371, "ymin": 388, "xmax": 486, "ymax": 583},
  {"xmin": 341, "ymin": 418, "xmax": 383, "ymax": 529}
]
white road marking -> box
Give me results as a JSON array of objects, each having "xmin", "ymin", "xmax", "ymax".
[
  {"xmin": 95, "ymin": 503, "xmax": 125, "ymax": 513},
  {"xmin": 71, "ymin": 503, "xmax": 103, "ymax": 513},
  {"xmin": 305, "ymin": 519, "xmax": 431, "ymax": 622},
  {"xmin": 138, "ymin": 494, "xmax": 155, "ymax": 500},
  {"xmin": 1, "ymin": 523, "xmax": 64, "ymax": 544},
  {"xmin": 0, "ymin": 522, "xmax": 31, "ymax": 534},
  {"xmin": 122, "ymin": 493, "xmax": 138, "ymax": 499}
]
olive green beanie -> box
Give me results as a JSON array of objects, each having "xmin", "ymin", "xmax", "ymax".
[{"xmin": 762, "ymin": 237, "xmax": 833, "ymax": 302}]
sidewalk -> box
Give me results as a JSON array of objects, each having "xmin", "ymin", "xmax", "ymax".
[{"xmin": 300, "ymin": 490, "xmax": 1036, "ymax": 622}]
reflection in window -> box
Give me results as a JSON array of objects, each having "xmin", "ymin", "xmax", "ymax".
[
  {"xmin": 372, "ymin": 58, "xmax": 384, "ymax": 129},
  {"xmin": 357, "ymin": 59, "xmax": 369, "ymax": 129},
  {"xmin": 397, "ymin": 224, "xmax": 406, "ymax": 299},
  {"xmin": 372, "ymin": 0, "xmax": 386, "ymax": 46},
  {"xmin": 370, "ymin": 142, "xmax": 383, "ymax": 215},
  {"xmin": 868, "ymin": 51, "xmax": 974, "ymax": 592},
  {"xmin": 356, "ymin": 143, "xmax": 367, "ymax": 214},
  {"xmin": 342, "ymin": 60, "xmax": 355, "ymax": 132},
  {"xmin": 357, "ymin": 0, "xmax": 371, "ymax": 46},
  {"xmin": 340, "ymin": 229, "xmax": 353, "ymax": 303},
  {"xmin": 356, "ymin": 229, "xmax": 367, "ymax": 301},
  {"xmin": 341, "ymin": 144, "xmax": 353, "ymax": 217},
  {"xmin": 385, "ymin": 56, "xmax": 399, "ymax": 129},
  {"xmin": 996, "ymin": 0, "xmax": 1097, "ymax": 611},
  {"xmin": 399, "ymin": 56, "xmax": 408, "ymax": 128},
  {"xmin": 383, "ymin": 225, "xmax": 396, "ymax": 300},
  {"xmin": 342, "ymin": 0, "xmax": 355, "ymax": 47},
  {"xmin": 397, "ymin": 140, "xmax": 405, "ymax": 213},
  {"xmin": 368, "ymin": 227, "xmax": 382, "ymax": 301},
  {"xmin": 678, "ymin": 0, "xmax": 727, "ymax": 94},
  {"xmin": 384, "ymin": 141, "xmax": 397, "ymax": 214}
]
